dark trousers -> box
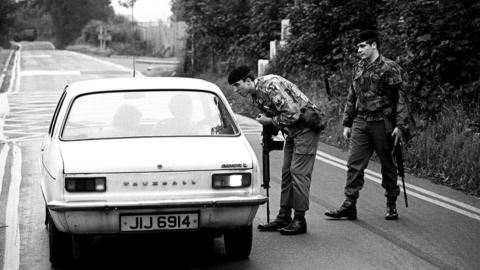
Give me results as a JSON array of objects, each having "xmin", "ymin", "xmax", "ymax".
[
  {"xmin": 345, "ymin": 118, "xmax": 400, "ymax": 204},
  {"xmin": 280, "ymin": 127, "xmax": 320, "ymax": 212}
]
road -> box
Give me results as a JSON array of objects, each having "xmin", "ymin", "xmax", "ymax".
[{"xmin": 1, "ymin": 42, "xmax": 479, "ymax": 270}]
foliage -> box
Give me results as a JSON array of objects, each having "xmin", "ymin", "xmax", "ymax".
[
  {"xmin": 13, "ymin": 1, "xmax": 54, "ymax": 40},
  {"xmin": 74, "ymin": 15, "xmax": 146, "ymax": 56},
  {"xmin": 172, "ymin": 0, "xmax": 291, "ymax": 74},
  {"xmin": 378, "ymin": 0, "xmax": 480, "ymax": 118},
  {"xmin": 32, "ymin": 0, "xmax": 114, "ymax": 48},
  {"xmin": 406, "ymin": 105, "xmax": 480, "ymax": 196},
  {"xmin": 0, "ymin": 0, "xmax": 17, "ymax": 47}
]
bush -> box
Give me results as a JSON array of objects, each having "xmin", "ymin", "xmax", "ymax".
[{"xmin": 406, "ymin": 105, "xmax": 480, "ymax": 196}]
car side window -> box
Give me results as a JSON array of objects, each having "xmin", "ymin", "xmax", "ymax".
[{"xmin": 48, "ymin": 88, "xmax": 67, "ymax": 137}]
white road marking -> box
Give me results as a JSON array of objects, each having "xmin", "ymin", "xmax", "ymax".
[
  {"xmin": 3, "ymin": 144, "xmax": 21, "ymax": 270},
  {"xmin": 70, "ymin": 51, "xmax": 144, "ymax": 77},
  {"xmin": 7, "ymin": 49, "xmax": 18, "ymax": 93},
  {"xmin": 0, "ymin": 93, "xmax": 9, "ymax": 140},
  {"xmin": 0, "ymin": 144, "xmax": 10, "ymax": 196},
  {"xmin": 317, "ymin": 150, "xmax": 480, "ymax": 215},
  {"xmin": 21, "ymin": 70, "xmax": 81, "ymax": 76},
  {"xmin": 2, "ymin": 50, "xmax": 14, "ymax": 73},
  {"xmin": 12, "ymin": 48, "xmax": 21, "ymax": 93},
  {"xmin": 316, "ymin": 153, "xmax": 480, "ymax": 222},
  {"xmin": 21, "ymin": 54, "xmax": 52, "ymax": 58}
]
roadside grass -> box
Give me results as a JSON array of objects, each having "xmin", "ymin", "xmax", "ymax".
[
  {"xmin": 406, "ymin": 106, "xmax": 480, "ymax": 196},
  {"xmin": 194, "ymin": 71, "xmax": 480, "ymax": 197}
]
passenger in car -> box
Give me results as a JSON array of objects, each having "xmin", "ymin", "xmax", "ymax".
[
  {"xmin": 155, "ymin": 93, "xmax": 198, "ymax": 136},
  {"xmin": 102, "ymin": 104, "xmax": 143, "ymax": 137}
]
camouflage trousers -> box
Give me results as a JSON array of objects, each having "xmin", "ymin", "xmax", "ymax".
[
  {"xmin": 280, "ymin": 127, "xmax": 320, "ymax": 212},
  {"xmin": 345, "ymin": 118, "xmax": 400, "ymax": 205}
]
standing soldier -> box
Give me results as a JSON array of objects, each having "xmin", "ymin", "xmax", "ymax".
[
  {"xmin": 228, "ymin": 66, "xmax": 321, "ymax": 235},
  {"xmin": 325, "ymin": 30, "xmax": 409, "ymax": 220}
]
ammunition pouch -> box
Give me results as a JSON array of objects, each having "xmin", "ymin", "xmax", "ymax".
[{"xmin": 300, "ymin": 107, "xmax": 326, "ymax": 132}]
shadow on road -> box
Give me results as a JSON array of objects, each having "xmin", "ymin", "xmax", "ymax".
[{"xmin": 55, "ymin": 233, "xmax": 251, "ymax": 270}]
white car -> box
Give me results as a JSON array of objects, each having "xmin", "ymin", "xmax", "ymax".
[{"xmin": 41, "ymin": 77, "xmax": 266, "ymax": 266}]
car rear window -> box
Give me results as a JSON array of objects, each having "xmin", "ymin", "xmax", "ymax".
[{"xmin": 61, "ymin": 90, "xmax": 239, "ymax": 140}]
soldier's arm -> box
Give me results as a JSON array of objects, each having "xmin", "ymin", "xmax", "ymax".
[
  {"xmin": 342, "ymin": 83, "xmax": 356, "ymax": 128},
  {"xmin": 386, "ymin": 64, "xmax": 409, "ymax": 132},
  {"xmin": 394, "ymin": 83, "xmax": 409, "ymax": 132},
  {"xmin": 266, "ymin": 79, "xmax": 301, "ymax": 128}
]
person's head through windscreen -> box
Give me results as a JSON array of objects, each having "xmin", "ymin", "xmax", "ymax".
[
  {"xmin": 113, "ymin": 104, "xmax": 142, "ymax": 132},
  {"xmin": 170, "ymin": 93, "xmax": 193, "ymax": 122}
]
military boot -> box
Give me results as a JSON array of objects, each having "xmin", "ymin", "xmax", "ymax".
[
  {"xmin": 324, "ymin": 200, "xmax": 357, "ymax": 220},
  {"xmin": 279, "ymin": 217, "xmax": 307, "ymax": 235},
  {"xmin": 385, "ymin": 205, "xmax": 398, "ymax": 220},
  {"xmin": 257, "ymin": 214, "xmax": 292, "ymax": 231}
]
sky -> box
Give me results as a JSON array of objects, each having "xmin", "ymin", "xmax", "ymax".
[{"xmin": 111, "ymin": 0, "xmax": 173, "ymax": 22}]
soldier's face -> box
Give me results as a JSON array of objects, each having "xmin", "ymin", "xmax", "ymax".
[
  {"xmin": 357, "ymin": 41, "xmax": 376, "ymax": 60},
  {"xmin": 232, "ymin": 79, "xmax": 253, "ymax": 97}
]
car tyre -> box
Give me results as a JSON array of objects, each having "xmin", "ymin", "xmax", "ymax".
[
  {"xmin": 72, "ymin": 234, "xmax": 91, "ymax": 265},
  {"xmin": 48, "ymin": 213, "xmax": 73, "ymax": 267},
  {"xmin": 224, "ymin": 225, "xmax": 252, "ymax": 260}
]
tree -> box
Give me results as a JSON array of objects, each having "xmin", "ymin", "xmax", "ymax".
[
  {"xmin": 0, "ymin": 0, "xmax": 17, "ymax": 47},
  {"xmin": 13, "ymin": 1, "xmax": 54, "ymax": 40},
  {"xmin": 33, "ymin": 0, "xmax": 114, "ymax": 48}
]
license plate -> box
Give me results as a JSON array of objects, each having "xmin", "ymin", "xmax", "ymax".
[{"xmin": 120, "ymin": 212, "xmax": 199, "ymax": 232}]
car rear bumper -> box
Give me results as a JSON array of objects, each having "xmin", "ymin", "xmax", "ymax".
[{"xmin": 48, "ymin": 195, "xmax": 267, "ymax": 233}]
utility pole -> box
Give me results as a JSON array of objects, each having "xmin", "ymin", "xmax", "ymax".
[{"xmin": 131, "ymin": 2, "xmax": 136, "ymax": 77}]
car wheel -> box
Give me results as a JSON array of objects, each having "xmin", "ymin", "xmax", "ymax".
[
  {"xmin": 72, "ymin": 234, "xmax": 91, "ymax": 264},
  {"xmin": 44, "ymin": 206, "xmax": 48, "ymax": 228},
  {"xmin": 223, "ymin": 225, "xmax": 252, "ymax": 260},
  {"xmin": 47, "ymin": 213, "xmax": 73, "ymax": 267}
]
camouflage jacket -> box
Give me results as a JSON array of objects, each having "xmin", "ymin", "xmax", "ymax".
[
  {"xmin": 252, "ymin": 75, "xmax": 315, "ymax": 129},
  {"xmin": 342, "ymin": 55, "xmax": 409, "ymax": 132}
]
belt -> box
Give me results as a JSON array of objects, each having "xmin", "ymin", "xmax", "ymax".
[{"xmin": 356, "ymin": 111, "xmax": 385, "ymax": 121}]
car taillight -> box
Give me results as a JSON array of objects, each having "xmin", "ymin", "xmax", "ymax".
[
  {"xmin": 65, "ymin": 177, "xmax": 106, "ymax": 192},
  {"xmin": 212, "ymin": 174, "xmax": 251, "ymax": 189}
]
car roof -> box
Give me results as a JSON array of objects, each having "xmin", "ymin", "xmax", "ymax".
[{"xmin": 65, "ymin": 77, "xmax": 223, "ymax": 96}]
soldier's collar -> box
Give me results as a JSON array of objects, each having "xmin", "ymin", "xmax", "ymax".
[{"xmin": 361, "ymin": 55, "xmax": 383, "ymax": 70}]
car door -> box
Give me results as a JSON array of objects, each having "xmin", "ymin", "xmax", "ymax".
[{"xmin": 41, "ymin": 89, "xmax": 67, "ymax": 176}]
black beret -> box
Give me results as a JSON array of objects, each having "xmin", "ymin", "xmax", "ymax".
[
  {"xmin": 228, "ymin": 65, "xmax": 250, "ymax": 85},
  {"xmin": 355, "ymin": 30, "xmax": 379, "ymax": 45}
]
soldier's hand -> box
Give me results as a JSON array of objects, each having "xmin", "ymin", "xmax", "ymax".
[
  {"xmin": 392, "ymin": 127, "xmax": 403, "ymax": 146},
  {"xmin": 343, "ymin": 127, "xmax": 352, "ymax": 140},
  {"xmin": 256, "ymin": 113, "xmax": 273, "ymax": 126}
]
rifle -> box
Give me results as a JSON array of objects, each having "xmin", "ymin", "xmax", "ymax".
[
  {"xmin": 390, "ymin": 84, "xmax": 409, "ymax": 208},
  {"xmin": 393, "ymin": 142, "xmax": 408, "ymax": 208},
  {"xmin": 261, "ymin": 124, "xmax": 284, "ymax": 223}
]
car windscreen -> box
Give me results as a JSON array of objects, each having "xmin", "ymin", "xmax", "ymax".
[{"xmin": 61, "ymin": 90, "xmax": 239, "ymax": 140}]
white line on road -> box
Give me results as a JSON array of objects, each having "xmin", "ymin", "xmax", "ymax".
[
  {"xmin": 20, "ymin": 70, "xmax": 81, "ymax": 76},
  {"xmin": 3, "ymin": 144, "xmax": 22, "ymax": 270},
  {"xmin": 70, "ymin": 51, "xmax": 144, "ymax": 77},
  {"xmin": 21, "ymin": 54, "xmax": 52, "ymax": 58},
  {"xmin": 0, "ymin": 144, "xmax": 11, "ymax": 196},
  {"xmin": 13, "ymin": 48, "xmax": 21, "ymax": 93},
  {"xmin": 7, "ymin": 50, "xmax": 18, "ymax": 93},
  {"xmin": 2, "ymin": 50, "xmax": 14, "ymax": 73},
  {"xmin": 317, "ymin": 150, "xmax": 480, "ymax": 215},
  {"xmin": 316, "ymin": 153, "xmax": 480, "ymax": 222}
]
